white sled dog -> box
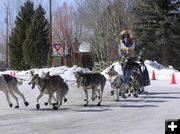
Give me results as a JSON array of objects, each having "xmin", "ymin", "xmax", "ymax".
[
  {"xmin": 106, "ymin": 65, "xmax": 128, "ymax": 101},
  {"xmin": 0, "ymin": 74, "xmax": 29, "ymax": 108},
  {"xmin": 107, "ymin": 65, "xmax": 141, "ymax": 101},
  {"xmin": 75, "ymin": 71, "xmax": 106, "ymax": 106},
  {"xmin": 28, "ymin": 72, "xmax": 69, "ymax": 110}
]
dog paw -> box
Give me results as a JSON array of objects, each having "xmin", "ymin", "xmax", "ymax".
[
  {"xmin": 15, "ymin": 106, "xmax": 19, "ymax": 108},
  {"xmin": 36, "ymin": 104, "xmax": 40, "ymax": 110},
  {"xmin": 110, "ymin": 91, "xmax": 114, "ymax": 96},
  {"xmin": 53, "ymin": 106, "xmax": 58, "ymax": 110},
  {"xmin": 97, "ymin": 103, "xmax": 101, "ymax": 106},
  {"xmin": 9, "ymin": 103, "xmax": 13, "ymax": 108},
  {"xmin": 64, "ymin": 98, "xmax": 67, "ymax": 103},
  {"xmin": 115, "ymin": 99, "xmax": 120, "ymax": 102},
  {"xmin": 52, "ymin": 103, "xmax": 58, "ymax": 106},
  {"xmin": 122, "ymin": 94, "xmax": 127, "ymax": 99},
  {"xmin": 24, "ymin": 101, "xmax": 29, "ymax": 107},
  {"xmin": 44, "ymin": 102, "xmax": 48, "ymax": 106},
  {"xmin": 84, "ymin": 104, "xmax": 88, "ymax": 106},
  {"xmin": 133, "ymin": 94, "xmax": 138, "ymax": 98}
]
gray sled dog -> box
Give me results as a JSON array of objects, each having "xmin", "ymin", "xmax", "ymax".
[
  {"xmin": 107, "ymin": 65, "xmax": 141, "ymax": 100},
  {"xmin": 43, "ymin": 72, "xmax": 68, "ymax": 104},
  {"xmin": 28, "ymin": 72, "xmax": 69, "ymax": 110},
  {"xmin": 106, "ymin": 65, "xmax": 128, "ymax": 101},
  {"xmin": 75, "ymin": 71, "xmax": 106, "ymax": 106},
  {"xmin": 0, "ymin": 74, "xmax": 29, "ymax": 108}
]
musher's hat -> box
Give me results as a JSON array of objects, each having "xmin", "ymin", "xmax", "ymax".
[{"xmin": 119, "ymin": 28, "xmax": 134, "ymax": 40}]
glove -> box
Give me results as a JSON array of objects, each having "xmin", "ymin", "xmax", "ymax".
[{"xmin": 119, "ymin": 55, "xmax": 126, "ymax": 63}]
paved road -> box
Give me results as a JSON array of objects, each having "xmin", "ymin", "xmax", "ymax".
[{"xmin": 0, "ymin": 79, "xmax": 180, "ymax": 134}]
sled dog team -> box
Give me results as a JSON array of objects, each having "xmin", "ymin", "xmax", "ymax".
[{"xmin": 0, "ymin": 66, "xmax": 144, "ymax": 110}]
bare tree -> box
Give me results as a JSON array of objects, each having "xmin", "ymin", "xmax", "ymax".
[
  {"xmin": 76, "ymin": 0, "xmax": 127, "ymax": 61},
  {"xmin": 52, "ymin": 2, "xmax": 82, "ymax": 53}
]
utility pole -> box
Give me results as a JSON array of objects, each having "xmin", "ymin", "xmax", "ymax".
[
  {"xmin": 48, "ymin": 0, "xmax": 52, "ymax": 67},
  {"xmin": 5, "ymin": 6, "xmax": 9, "ymax": 69}
]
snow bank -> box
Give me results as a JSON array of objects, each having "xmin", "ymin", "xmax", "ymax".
[{"xmin": 0, "ymin": 60, "xmax": 180, "ymax": 81}]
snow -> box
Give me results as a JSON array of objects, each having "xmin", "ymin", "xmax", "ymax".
[
  {"xmin": 79, "ymin": 42, "xmax": 91, "ymax": 53},
  {"xmin": 0, "ymin": 60, "xmax": 180, "ymax": 134}
]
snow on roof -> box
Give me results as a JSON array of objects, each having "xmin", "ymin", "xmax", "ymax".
[{"xmin": 79, "ymin": 42, "xmax": 91, "ymax": 53}]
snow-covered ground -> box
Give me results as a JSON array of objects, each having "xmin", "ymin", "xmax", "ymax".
[{"xmin": 0, "ymin": 60, "xmax": 180, "ymax": 134}]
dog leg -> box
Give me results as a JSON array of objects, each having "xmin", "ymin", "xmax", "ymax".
[
  {"xmin": 52, "ymin": 91, "xmax": 60, "ymax": 107},
  {"xmin": 110, "ymin": 90, "xmax": 114, "ymax": 96},
  {"xmin": 13, "ymin": 85, "xmax": 29, "ymax": 107},
  {"xmin": 64, "ymin": 97, "xmax": 67, "ymax": 103},
  {"xmin": 53, "ymin": 94, "xmax": 63, "ymax": 110},
  {"xmin": 45, "ymin": 93, "xmax": 57, "ymax": 106},
  {"xmin": 133, "ymin": 88, "xmax": 139, "ymax": 98},
  {"xmin": 83, "ymin": 88, "xmax": 89, "ymax": 106},
  {"xmin": 97, "ymin": 90, "xmax": 100, "ymax": 99},
  {"xmin": 4, "ymin": 91, "xmax": 13, "ymax": 108},
  {"xmin": 121, "ymin": 88, "xmax": 127, "ymax": 99},
  {"xmin": 139, "ymin": 85, "xmax": 144, "ymax": 94},
  {"xmin": 53, "ymin": 94, "xmax": 58, "ymax": 102},
  {"xmin": 48, "ymin": 93, "xmax": 53, "ymax": 105},
  {"xmin": 115, "ymin": 88, "xmax": 120, "ymax": 101},
  {"xmin": 8, "ymin": 87, "xmax": 19, "ymax": 108},
  {"xmin": 97, "ymin": 88, "xmax": 103, "ymax": 106},
  {"xmin": 91, "ymin": 88, "xmax": 96, "ymax": 101},
  {"xmin": 36, "ymin": 93, "xmax": 43, "ymax": 110}
]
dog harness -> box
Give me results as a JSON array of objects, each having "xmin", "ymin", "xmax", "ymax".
[{"xmin": 3, "ymin": 74, "xmax": 14, "ymax": 86}]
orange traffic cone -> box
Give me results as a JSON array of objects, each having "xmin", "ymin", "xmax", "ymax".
[
  {"xmin": 171, "ymin": 73, "xmax": 176, "ymax": 84},
  {"xmin": 151, "ymin": 70, "xmax": 156, "ymax": 80}
]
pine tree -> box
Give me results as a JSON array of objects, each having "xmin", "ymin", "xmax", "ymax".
[
  {"xmin": 23, "ymin": 5, "xmax": 49, "ymax": 68},
  {"xmin": 169, "ymin": 0, "xmax": 180, "ymax": 69},
  {"xmin": 9, "ymin": 1, "xmax": 34, "ymax": 70},
  {"xmin": 132, "ymin": 0, "xmax": 180, "ymax": 69}
]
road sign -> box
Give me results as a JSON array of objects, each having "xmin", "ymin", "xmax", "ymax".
[{"xmin": 53, "ymin": 44, "xmax": 62, "ymax": 52}]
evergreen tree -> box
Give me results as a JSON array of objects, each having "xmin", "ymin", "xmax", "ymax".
[
  {"xmin": 23, "ymin": 5, "xmax": 49, "ymax": 68},
  {"xmin": 132, "ymin": 0, "xmax": 180, "ymax": 69},
  {"xmin": 9, "ymin": 1, "xmax": 34, "ymax": 70}
]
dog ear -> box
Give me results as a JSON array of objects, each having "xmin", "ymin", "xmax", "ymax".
[
  {"xmin": 47, "ymin": 71, "xmax": 50, "ymax": 75},
  {"xmin": 46, "ymin": 71, "xmax": 50, "ymax": 77},
  {"xmin": 106, "ymin": 65, "xmax": 113, "ymax": 74},
  {"xmin": 110, "ymin": 65, "xmax": 115, "ymax": 71}
]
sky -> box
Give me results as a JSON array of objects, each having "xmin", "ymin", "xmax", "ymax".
[
  {"xmin": 0, "ymin": 60, "xmax": 180, "ymax": 134},
  {"xmin": 0, "ymin": 0, "xmax": 76, "ymax": 45}
]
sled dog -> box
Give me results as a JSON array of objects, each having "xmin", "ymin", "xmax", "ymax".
[
  {"xmin": 106, "ymin": 65, "xmax": 128, "ymax": 101},
  {"xmin": 107, "ymin": 65, "xmax": 141, "ymax": 100},
  {"xmin": 0, "ymin": 74, "xmax": 29, "ymax": 108},
  {"xmin": 28, "ymin": 73, "xmax": 69, "ymax": 110},
  {"xmin": 75, "ymin": 72, "xmax": 106, "ymax": 106}
]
